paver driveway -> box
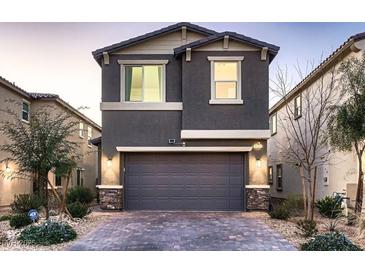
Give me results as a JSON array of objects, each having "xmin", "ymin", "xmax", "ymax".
[{"xmin": 68, "ymin": 212, "xmax": 296, "ymax": 251}]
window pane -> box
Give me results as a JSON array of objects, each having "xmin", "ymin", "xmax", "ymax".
[
  {"xmin": 143, "ymin": 66, "xmax": 162, "ymax": 102},
  {"xmin": 23, "ymin": 102, "xmax": 29, "ymax": 112},
  {"xmin": 214, "ymin": 62, "xmax": 237, "ymax": 81},
  {"xmin": 215, "ymin": 82, "xmax": 237, "ymax": 99},
  {"xmin": 125, "ymin": 66, "xmax": 142, "ymax": 101}
]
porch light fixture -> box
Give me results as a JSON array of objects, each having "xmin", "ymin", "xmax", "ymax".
[
  {"xmin": 107, "ymin": 157, "xmax": 112, "ymax": 168},
  {"xmin": 255, "ymin": 159, "xmax": 262, "ymax": 168},
  {"xmin": 253, "ymin": 142, "xmax": 263, "ymax": 150}
]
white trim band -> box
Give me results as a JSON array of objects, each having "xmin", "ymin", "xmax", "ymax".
[
  {"xmin": 116, "ymin": 146, "xmax": 252, "ymax": 152},
  {"xmin": 181, "ymin": 130, "xmax": 271, "ymax": 139},
  {"xmin": 118, "ymin": 60, "xmax": 169, "ymax": 65},
  {"xmin": 207, "ymin": 56, "xmax": 244, "ymax": 61},
  {"xmin": 96, "ymin": 185, "xmax": 123, "ymax": 189},
  {"xmin": 101, "ymin": 102, "xmax": 183, "ymax": 111},
  {"xmin": 245, "ymin": 185, "xmax": 270, "ymax": 189},
  {"xmin": 209, "ymin": 99, "xmax": 243, "ymax": 105}
]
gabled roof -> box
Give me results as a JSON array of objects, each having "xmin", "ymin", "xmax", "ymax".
[
  {"xmin": 174, "ymin": 31, "xmax": 280, "ymax": 62},
  {"xmin": 0, "ymin": 75, "xmax": 101, "ymax": 131},
  {"xmin": 269, "ymin": 31, "xmax": 365, "ymax": 115},
  {"xmin": 92, "ymin": 22, "xmax": 217, "ymax": 64}
]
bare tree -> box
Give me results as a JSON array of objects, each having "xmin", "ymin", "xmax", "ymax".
[{"xmin": 270, "ymin": 63, "xmax": 341, "ymax": 220}]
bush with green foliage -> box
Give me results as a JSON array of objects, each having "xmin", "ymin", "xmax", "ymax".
[
  {"xmin": 301, "ymin": 232, "xmax": 362, "ymax": 251},
  {"xmin": 67, "ymin": 202, "xmax": 89, "ymax": 218},
  {"xmin": 18, "ymin": 220, "xmax": 77, "ymax": 245},
  {"xmin": 316, "ymin": 196, "xmax": 343, "ymax": 219},
  {"xmin": 11, "ymin": 194, "xmax": 44, "ymax": 214},
  {"xmin": 269, "ymin": 203, "xmax": 291, "ymax": 220},
  {"xmin": 9, "ymin": 214, "xmax": 32, "ymax": 229},
  {"xmin": 296, "ymin": 219, "xmax": 318, "ymax": 237},
  {"xmin": 0, "ymin": 215, "xmax": 11, "ymax": 222},
  {"xmin": 346, "ymin": 212, "xmax": 358, "ymax": 226},
  {"xmin": 67, "ymin": 186, "xmax": 94, "ymax": 205}
]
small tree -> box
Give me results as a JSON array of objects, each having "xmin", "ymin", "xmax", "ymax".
[
  {"xmin": 0, "ymin": 104, "xmax": 79, "ymax": 218},
  {"xmin": 328, "ymin": 53, "xmax": 365, "ymax": 213},
  {"xmin": 271, "ymin": 63, "xmax": 340, "ymax": 220}
]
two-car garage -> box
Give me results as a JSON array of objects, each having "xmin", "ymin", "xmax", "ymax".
[{"xmin": 123, "ymin": 152, "xmax": 245, "ymax": 211}]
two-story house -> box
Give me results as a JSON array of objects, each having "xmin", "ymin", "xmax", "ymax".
[
  {"xmin": 0, "ymin": 75, "xmax": 101, "ymax": 207},
  {"xmin": 93, "ymin": 22, "xmax": 279, "ymax": 211},
  {"xmin": 268, "ymin": 32, "xmax": 365, "ymax": 208}
]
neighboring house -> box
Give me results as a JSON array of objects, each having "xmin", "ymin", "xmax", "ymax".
[
  {"xmin": 268, "ymin": 32, "xmax": 365, "ymax": 208},
  {"xmin": 92, "ymin": 22, "xmax": 279, "ymax": 211},
  {"xmin": 0, "ymin": 76, "xmax": 101, "ymax": 207}
]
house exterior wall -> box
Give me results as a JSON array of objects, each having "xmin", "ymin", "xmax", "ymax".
[
  {"xmin": 268, "ymin": 42, "xmax": 365, "ymax": 206},
  {"xmin": 0, "ymin": 84, "xmax": 32, "ymax": 206}
]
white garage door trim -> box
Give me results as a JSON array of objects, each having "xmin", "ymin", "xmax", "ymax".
[{"xmin": 116, "ymin": 146, "xmax": 252, "ymax": 152}]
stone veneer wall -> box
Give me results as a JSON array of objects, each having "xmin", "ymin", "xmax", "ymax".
[
  {"xmin": 246, "ymin": 186, "xmax": 270, "ymax": 211},
  {"xmin": 98, "ymin": 187, "xmax": 123, "ymax": 210}
]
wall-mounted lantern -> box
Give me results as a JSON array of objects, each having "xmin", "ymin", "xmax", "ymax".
[
  {"xmin": 107, "ymin": 157, "xmax": 112, "ymax": 168},
  {"xmin": 255, "ymin": 158, "xmax": 262, "ymax": 168},
  {"xmin": 253, "ymin": 142, "xmax": 263, "ymax": 150}
]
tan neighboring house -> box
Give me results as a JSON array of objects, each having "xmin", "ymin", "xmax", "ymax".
[
  {"xmin": 268, "ymin": 32, "xmax": 365, "ymax": 208},
  {"xmin": 0, "ymin": 75, "xmax": 101, "ymax": 207}
]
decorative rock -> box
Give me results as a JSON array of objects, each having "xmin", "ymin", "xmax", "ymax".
[{"xmin": 246, "ymin": 186, "xmax": 270, "ymax": 211}]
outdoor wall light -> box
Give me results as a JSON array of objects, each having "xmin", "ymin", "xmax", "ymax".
[
  {"xmin": 256, "ymin": 158, "xmax": 262, "ymax": 168},
  {"xmin": 253, "ymin": 142, "xmax": 263, "ymax": 150},
  {"xmin": 107, "ymin": 157, "xmax": 112, "ymax": 168}
]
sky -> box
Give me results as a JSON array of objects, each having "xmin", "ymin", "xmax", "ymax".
[{"xmin": 0, "ymin": 22, "xmax": 365, "ymax": 126}]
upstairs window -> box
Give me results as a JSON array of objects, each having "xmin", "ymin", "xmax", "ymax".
[
  {"xmin": 22, "ymin": 101, "xmax": 30, "ymax": 122},
  {"xmin": 79, "ymin": 122, "xmax": 84, "ymax": 138},
  {"xmin": 270, "ymin": 113, "xmax": 277, "ymax": 135},
  {"xmin": 87, "ymin": 126, "xmax": 92, "ymax": 147},
  {"xmin": 294, "ymin": 94, "xmax": 302, "ymax": 119},
  {"xmin": 76, "ymin": 168, "xmax": 84, "ymax": 186},
  {"xmin": 119, "ymin": 60, "xmax": 168, "ymax": 103},
  {"xmin": 208, "ymin": 57, "xmax": 243, "ymax": 104}
]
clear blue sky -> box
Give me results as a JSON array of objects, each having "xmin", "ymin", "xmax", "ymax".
[{"xmin": 0, "ymin": 22, "xmax": 364, "ymax": 125}]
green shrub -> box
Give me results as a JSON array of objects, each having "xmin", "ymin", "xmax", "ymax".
[
  {"xmin": 316, "ymin": 196, "xmax": 343, "ymax": 219},
  {"xmin": 18, "ymin": 220, "xmax": 77, "ymax": 245},
  {"xmin": 269, "ymin": 204, "xmax": 291, "ymax": 220},
  {"xmin": 347, "ymin": 212, "xmax": 358, "ymax": 226},
  {"xmin": 0, "ymin": 215, "xmax": 11, "ymax": 222},
  {"xmin": 67, "ymin": 186, "xmax": 94, "ymax": 204},
  {"xmin": 9, "ymin": 214, "xmax": 32, "ymax": 229},
  {"xmin": 301, "ymin": 232, "xmax": 362, "ymax": 251},
  {"xmin": 67, "ymin": 202, "xmax": 89, "ymax": 218},
  {"xmin": 11, "ymin": 194, "xmax": 44, "ymax": 213},
  {"xmin": 296, "ymin": 219, "xmax": 318, "ymax": 237}
]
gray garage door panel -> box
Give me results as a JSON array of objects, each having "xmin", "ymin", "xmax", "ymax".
[{"xmin": 124, "ymin": 153, "xmax": 244, "ymax": 211}]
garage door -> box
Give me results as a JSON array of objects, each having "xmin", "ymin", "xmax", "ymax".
[{"xmin": 124, "ymin": 153, "xmax": 244, "ymax": 211}]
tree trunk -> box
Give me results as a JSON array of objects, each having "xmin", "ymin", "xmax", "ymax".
[
  {"xmin": 310, "ymin": 166, "xmax": 317, "ymax": 221},
  {"xmin": 355, "ymin": 154, "xmax": 364, "ymax": 213},
  {"xmin": 47, "ymin": 179, "xmax": 73, "ymax": 219},
  {"xmin": 300, "ymin": 166, "xmax": 307, "ymax": 219}
]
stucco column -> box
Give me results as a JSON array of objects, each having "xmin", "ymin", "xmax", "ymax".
[{"xmin": 101, "ymin": 151, "xmax": 120, "ymax": 185}]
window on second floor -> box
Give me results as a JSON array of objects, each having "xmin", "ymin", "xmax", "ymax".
[
  {"xmin": 294, "ymin": 94, "xmax": 302, "ymax": 119},
  {"xmin": 22, "ymin": 101, "xmax": 30, "ymax": 122},
  {"xmin": 268, "ymin": 166, "xmax": 273, "ymax": 185},
  {"xmin": 276, "ymin": 164, "xmax": 283, "ymax": 191},
  {"xmin": 76, "ymin": 168, "xmax": 84, "ymax": 187},
  {"xmin": 208, "ymin": 57, "xmax": 244, "ymax": 104},
  {"xmin": 87, "ymin": 126, "xmax": 92, "ymax": 147},
  {"xmin": 124, "ymin": 65, "xmax": 164, "ymax": 102},
  {"xmin": 79, "ymin": 122, "xmax": 84, "ymax": 138},
  {"xmin": 270, "ymin": 113, "xmax": 277, "ymax": 135}
]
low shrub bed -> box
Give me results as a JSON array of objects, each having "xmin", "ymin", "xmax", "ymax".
[
  {"xmin": 301, "ymin": 232, "xmax": 362, "ymax": 251},
  {"xmin": 296, "ymin": 219, "xmax": 318, "ymax": 238},
  {"xmin": 11, "ymin": 194, "xmax": 44, "ymax": 214},
  {"xmin": 269, "ymin": 203, "xmax": 291, "ymax": 220},
  {"xmin": 0, "ymin": 215, "xmax": 11, "ymax": 222},
  {"xmin": 67, "ymin": 202, "xmax": 89, "ymax": 218},
  {"xmin": 316, "ymin": 196, "xmax": 343, "ymax": 219},
  {"xmin": 67, "ymin": 186, "xmax": 94, "ymax": 204},
  {"xmin": 9, "ymin": 214, "xmax": 32, "ymax": 229},
  {"xmin": 18, "ymin": 220, "xmax": 77, "ymax": 246}
]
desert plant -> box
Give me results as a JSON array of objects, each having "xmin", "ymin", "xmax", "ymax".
[
  {"xmin": 18, "ymin": 220, "xmax": 77, "ymax": 245},
  {"xmin": 67, "ymin": 186, "xmax": 94, "ymax": 205},
  {"xmin": 316, "ymin": 196, "xmax": 343, "ymax": 218},
  {"xmin": 0, "ymin": 215, "xmax": 11, "ymax": 222},
  {"xmin": 67, "ymin": 202, "xmax": 89, "ymax": 219},
  {"xmin": 269, "ymin": 203, "xmax": 291, "ymax": 220},
  {"xmin": 325, "ymin": 218, "xmax": 341, "ymax": 232},
  {"xmin": 0, "ymin": 231, "xmax": 8, "ymax": 245},
  {"xmin": 347, "ymin": 212, "xmax": 358, "ymax": 226},
  {"xmin": 296, "ymin": 219, "xmax": 318, "ymax": 237},
  {"xmin": 301, "ymin": 232, "xmax": 362, "ymax": 251},
  {"xmin": 9, "ymin": 214, "xmax": 32, "ymax": 229},
  {"xmin": 11, "ymin": 194, "xmax": 44, "ymax": 214}
]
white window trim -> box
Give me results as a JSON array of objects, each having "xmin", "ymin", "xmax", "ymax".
[
  {"xmin": 21, "ymin": 99, "xmax": 30, "ymax": 123},
  {"xmin": 271, "ymin": 113, "xmax": 277, "ymax": 135},
  {"xmin": 119, "ymin": 60, "xmax": 168, "ymax": 103},
  {"xmin": 100, "ymin": 102, "xmax": 183, "ymax": 111},
  {"xmin": 79, "ymin": 122, "xmax": 84, "ymax": 139},
  {"xmin": 207, "ymin": 56, "xmax": 244, "ymax": 105},
  {"xmin": 181, "ymin": 130, "xmax": 271, "ymax": 140}
]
